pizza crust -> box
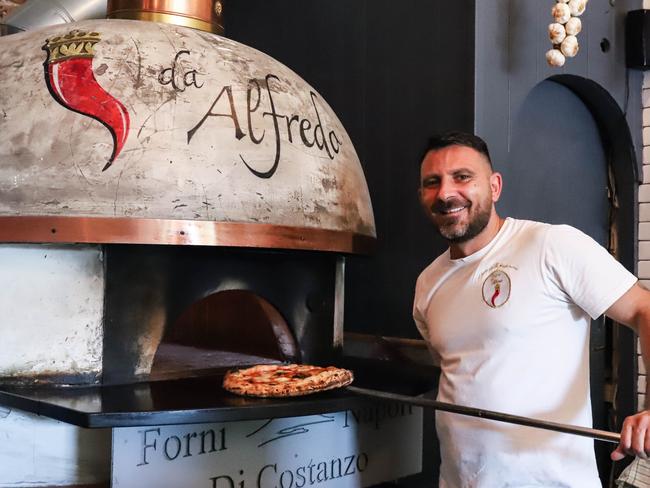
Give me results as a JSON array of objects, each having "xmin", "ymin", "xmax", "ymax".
[{"xmin": 223, "ymin": 363, "xmax": 354, "ymax": 397}]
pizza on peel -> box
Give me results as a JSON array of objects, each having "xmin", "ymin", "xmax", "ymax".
[{"xmin": 222, "ymin": 363, "xmax": 354, "ymax": 398}]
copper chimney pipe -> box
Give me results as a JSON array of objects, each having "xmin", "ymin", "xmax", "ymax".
[{"xmin": 107, "ymin": 0, "xmax": 223, "ymax": 34}]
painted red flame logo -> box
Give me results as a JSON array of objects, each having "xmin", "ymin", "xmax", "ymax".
[{"xmin": 43, "ymin": 31, "xmax": 130, "ymax": 171}]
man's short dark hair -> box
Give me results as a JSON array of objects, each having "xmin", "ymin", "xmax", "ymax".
[{"xmin": 421, "ymin": 131, "xmax": 492, "ymax": 168}]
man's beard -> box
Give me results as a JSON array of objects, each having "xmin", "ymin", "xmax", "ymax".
[{"xmin": 432, "ymin": 197, "xmax": 492, "ymax": 244}]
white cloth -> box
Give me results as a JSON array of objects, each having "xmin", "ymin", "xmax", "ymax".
[
  {"xmin": 413, "ymin": 218, "xmax": 638, "ymax": 488},
  {"xmin": 617, "ymin": 458, "xmax": 650, "ymax": 487}
]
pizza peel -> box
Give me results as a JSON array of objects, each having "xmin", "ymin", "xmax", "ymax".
[{"xmin": 346, "ymin": 385, "xmax": 621, "ymax": 444}]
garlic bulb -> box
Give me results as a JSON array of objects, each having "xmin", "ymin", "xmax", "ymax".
[
  {"xmin": 546, "ymin": 48, "xmax": 566, "ymax": 67},
  {"xmin": 560, "ymin": 35, "xmax": 579, "ymax": 57},
  {"xmin": 552, "ymin": 3, "xmax": 571, "ymax": 24},
  {"xmin": 565, "ymin": 17, "xmax": 582, "ymax": 35},
  {"xmin": 549, "ymin": 23, "xmax": 567, "ymax": 44},
  {"xmin": 568, "ymin": 0, "xmax": 587, "ymax": 17}
]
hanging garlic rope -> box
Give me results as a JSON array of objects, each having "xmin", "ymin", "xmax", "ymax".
[{"xmin": 546, "ymin": 0, "xmax": 588, "ymax": 67}]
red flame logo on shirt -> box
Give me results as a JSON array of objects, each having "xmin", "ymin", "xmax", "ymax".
[
  {"xmin": 482, "ymin": 269, "xmax": 511, "ymax": 308},
  {"xmin": 490, "ymin": 282, "xmax": 501, "ymax": 307},
  {"xmin": 43, "ymin": 30, "xmax": 130, "ymax": 171}
]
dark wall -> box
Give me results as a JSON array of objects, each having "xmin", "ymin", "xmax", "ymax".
[{"xmin": 227, "ymin": 1, "xmax": 475, "ymax": 337}]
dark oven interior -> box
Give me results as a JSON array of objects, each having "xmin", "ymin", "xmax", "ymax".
[{"xmin": 102, "ymin": 245, "xmax": 342, "ymax": 385}]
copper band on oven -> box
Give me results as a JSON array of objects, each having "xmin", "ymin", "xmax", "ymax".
[
  {"xmin": 107, "ymin": 0, "xmax": 224, "ymax": 34},
  {"xmin": 0, "ymin": 216, "xmax": 376, "ymax": 254}
]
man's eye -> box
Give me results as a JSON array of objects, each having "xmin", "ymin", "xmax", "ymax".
[
  {"xmin": 456, "ymin": 174, "xmax": 471, "ymax": 181},
  {"xmin": 423, "ymin": 179, "xmax": 439, "ymax": 188}
]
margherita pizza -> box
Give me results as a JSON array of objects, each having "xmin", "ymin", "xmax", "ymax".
[{"xmin": 223, "ymin": 363, "xmax": 354, "ymax": 397}]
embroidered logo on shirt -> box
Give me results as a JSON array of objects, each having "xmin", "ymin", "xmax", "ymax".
[{"xmin": 482, "ymin": 269, "xmax": 511, "ymax": 308}]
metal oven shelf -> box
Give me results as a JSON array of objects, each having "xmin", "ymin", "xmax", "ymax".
[
  {"xmin": 0, "ymin": 375, "xmax": 366, "ymax": 428},
  {"xmin": 0, "ymin": 358, "xmax": 438, "ymax": 428}
]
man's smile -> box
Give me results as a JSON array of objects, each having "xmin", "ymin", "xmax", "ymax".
[
  {"xmin": 431, "ymin": 201, "xmax": 471, "ymax": 216},
  {"xmin": 437, "ymin": 206, "xmax": 467, "ymax": 215}
]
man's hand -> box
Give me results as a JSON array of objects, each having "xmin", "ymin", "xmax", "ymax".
[{"xmin": 611, "ymin": 410, "xmax": 650, "ymax": 460}]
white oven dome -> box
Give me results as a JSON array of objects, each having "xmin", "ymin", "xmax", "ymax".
[{"xmin": 0, "ymin": 19, "xmax": 376, "ymax": 252}]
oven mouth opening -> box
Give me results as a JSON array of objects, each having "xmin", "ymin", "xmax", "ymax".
[{"xmin": 150, "ymin": 289, "xmax": 300, "ymax": 381}]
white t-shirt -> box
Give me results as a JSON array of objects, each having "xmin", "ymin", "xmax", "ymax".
[{"xmin": 413, "ymin": 218, "xmax": 637, "ymax": 488}]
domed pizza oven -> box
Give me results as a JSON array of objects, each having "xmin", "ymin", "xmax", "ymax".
[{"xmin": 0, "ymin": 0, "xmax": 375, "ymax": 386}]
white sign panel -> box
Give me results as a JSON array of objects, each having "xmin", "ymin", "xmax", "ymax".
[{"xmin": 112, "ymin": 403, "xmax": 422, "ymax": 488}]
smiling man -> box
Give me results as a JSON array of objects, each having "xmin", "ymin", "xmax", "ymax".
[{"xmin": 412, "ymin": 132, "xmax": 650, "ymax": 487}]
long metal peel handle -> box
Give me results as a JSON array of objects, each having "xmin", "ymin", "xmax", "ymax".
[{"xmin": 347, "ymin": 385, "xmax": 621, "ymax": 444}]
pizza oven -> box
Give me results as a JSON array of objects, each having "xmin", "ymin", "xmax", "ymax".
[
  {"xmin": 0, "ymin": 0, "xmax": 376, "ymax": 391},
  {"xmin": 0, "ymin": 3, "xmax": 442, "ymax": 486}
]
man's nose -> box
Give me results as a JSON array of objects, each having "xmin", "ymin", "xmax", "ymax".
[{"xmin": 436, "ymin": 178, "xmax": 458, "ymax": 200}]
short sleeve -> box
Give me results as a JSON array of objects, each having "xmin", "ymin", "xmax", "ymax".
[
  {"xmin": 413, "ymin": 279, "xmax": 442, "ymax": 365},
  {"xmin": 543, "ymin": 225, "xmax": 637, "ymax": 319},
  {"xmin": 413, "ymin": 305, "xmax": 429, "ymax": 342}
]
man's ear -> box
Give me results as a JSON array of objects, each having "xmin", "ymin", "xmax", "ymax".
[{"xmin": 490, "ymin": 171, "xmax": 503, "ymax": 202}]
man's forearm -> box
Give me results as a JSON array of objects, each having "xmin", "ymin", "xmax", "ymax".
[{"xmin": 605, "ymin": 284, "xmax": 650, "ymax": 409}]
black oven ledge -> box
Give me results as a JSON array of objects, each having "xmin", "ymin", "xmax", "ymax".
[{"xmin": 0, "ymin": 358, "xmax": 438, "ymax": 428}]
